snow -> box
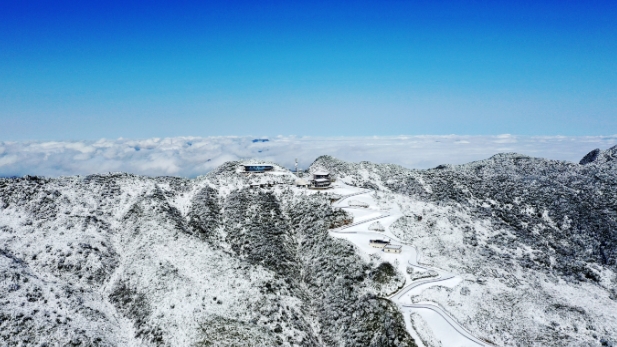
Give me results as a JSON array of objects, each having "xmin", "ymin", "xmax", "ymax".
[
  {"xmin": 4, "ymin": 153, "xmax": 617, "ymax": 346},
  {"xmin": 398, "ymin": 277, "xmax": 462, "ymax": 302},
  {"xmin": 326, "ymin": 182, "xmax": 486, "ymax": 346},
  {"xmin": 311, "ymin": 153, "xmax": 617, "ymax": 347},
  {"xmin": 328, "ymin": 181, "xmax": 366, "ymax": 196},
  {"xmin": 0, "ymin": 174, "xmax": 309, "ymax": 346},
  {"xmin": 405, "ymin": 303, "xmax": 484, "ymax": 347}
]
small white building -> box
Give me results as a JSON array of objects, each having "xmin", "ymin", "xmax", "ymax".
[
  {"xmin": 295, "ymin": 178, "xmax": 309, "ymax": 188},
  {"xmin": 369, "ymin": 239, "xmax": 390, "ymax": 248},
  {"xmin": 348, "ymin": 200, "xmax": 369, "ymax": 208},
  {"xmin": 383, "ymin": 244, "xmax": 402, "ymax": 254}
]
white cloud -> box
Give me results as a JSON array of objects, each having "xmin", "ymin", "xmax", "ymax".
[{"xmin": 1, "ymin": 135, "xmax": 616, "ymax": 177}]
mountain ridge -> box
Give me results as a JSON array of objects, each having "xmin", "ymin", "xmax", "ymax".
[{"xmin": 1, "ymin": 146, "xmax": 616, "ymax": 346}]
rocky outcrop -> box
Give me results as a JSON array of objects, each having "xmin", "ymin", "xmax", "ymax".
[{"xmin": 580, "ymin": 145, "xmax": 617, "ymax": 165}]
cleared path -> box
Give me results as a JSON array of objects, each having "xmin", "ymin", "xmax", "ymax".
[
  {"xmin": 327, "ymin": 183, "xmax": 491, "ymax": 347},
  {"xmin": 402, "ymin": 303, "xmax": 487, "ymax": 347},
  {"xmin": 332, "ymin": 189, "xmax": 372, "ymax": 207},
  {"xmin": 334, "ymin": 213, "xmax": 391, "ymax": 231},
  {"xmin": 390, "ymin": 273, "xmax": 457, "ymax": 301}
]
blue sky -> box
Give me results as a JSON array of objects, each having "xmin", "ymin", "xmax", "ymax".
[{"xmin": 1, "ymin": 1, "xmax": 616, "ymax": 140}]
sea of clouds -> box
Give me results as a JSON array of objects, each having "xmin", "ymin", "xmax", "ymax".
[{"xmin": 1, "ymin": 135, "xmax": 616, "ymax": 177}]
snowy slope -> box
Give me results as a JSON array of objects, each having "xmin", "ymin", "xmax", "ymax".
[
  {"xmin": 311, "ymin": 147, "xmax": 617, "ymax": 347},
  {"xmin": 0, "ymin": 164, "xmax": 413, "ymax": 347},
  {"xmin": 2, "ymin": 146, "xmax": 617, "ymax": 347}
]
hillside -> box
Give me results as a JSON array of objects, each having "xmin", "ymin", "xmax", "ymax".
[
  {"xmin": 0, "ymin": 165, "xmax": 412, "ymax": 347},
  {"xmin": 1, "ymin": 146, "xmax": 617, "ymax": 347},
  {"xmin": 311, "ymin": 146, "xmax": 617, "ymax": 347}
]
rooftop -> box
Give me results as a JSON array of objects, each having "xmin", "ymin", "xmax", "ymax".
[
  {"xmin": 244, "ymin": 164, "xmax": 273, "ymax": 167},
  {"xmin": 243, "ymin": 164, "xmax": 274, "ymax": 172}
]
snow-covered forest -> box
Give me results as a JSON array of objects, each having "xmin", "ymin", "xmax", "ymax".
[{"xmin": 1, "ymin": 145, "xmax": 617, "ymax": 346}]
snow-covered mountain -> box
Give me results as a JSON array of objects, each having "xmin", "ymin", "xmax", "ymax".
[
  {"xmin": 0, "ymin": 162, "xmax": 412, "ymax": 347},
  {"xmin": 312, "ymin": 146, "xmax": 617, "ymax": 347},
  {"xmin": 1, "ymin": 147, "xmax": 616, "ymax": 347}
]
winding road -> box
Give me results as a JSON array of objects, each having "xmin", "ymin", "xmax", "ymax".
[{"xmin": 327, "ymin": 183, "xmax": 489, "ymax": 347}]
